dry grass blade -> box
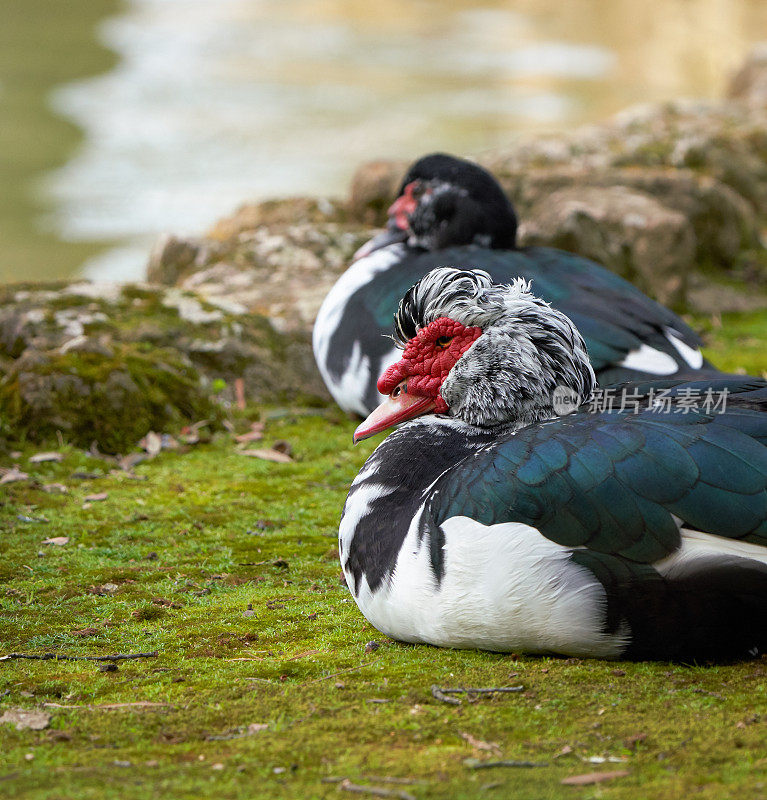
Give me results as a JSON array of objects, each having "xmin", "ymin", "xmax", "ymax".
[
  {"xmin": 29, "ymin": 452, "xmax": 64, "ymax": 463},
  {"xmin": 239, "ymin": 448, "xmax": 292, "ymax": 463},
  {"xmin": 561, "ymin": 770, "xmax": 630, "ymax": 785},
  {"xmin": 0, "ymin": 467, "xmax": 29, "ymax": 484}
]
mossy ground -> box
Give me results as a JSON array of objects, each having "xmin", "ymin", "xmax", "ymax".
[{"xmin": 1, "ymin": 316, "xmax": 766, "ymax": 800}]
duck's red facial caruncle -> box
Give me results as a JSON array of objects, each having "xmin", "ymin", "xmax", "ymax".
[
  {"xmin": 388, "ymin": 180, "xmax": 422, "ymax": 231},
  {"xmin": 353, "ymin": 317, "xmax": 482, "ymax": 442}
]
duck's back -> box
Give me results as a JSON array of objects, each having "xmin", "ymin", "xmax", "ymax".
[{"xmin": 314, "ymin": 243, "xmax": 709, "ymax": 415}]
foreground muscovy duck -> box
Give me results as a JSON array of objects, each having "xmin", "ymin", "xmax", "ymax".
[
  {"xmin": 340, "ymin": 268, "xmax": 767, "ymax": 661},
  {"xmin": 314, "ymin": 153, "xmax": 713, "ymax": 416}
]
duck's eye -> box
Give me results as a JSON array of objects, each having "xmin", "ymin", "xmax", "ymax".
[
  {"xmin": 391, "ymin": 382, "xmax": 406, "ymax": 398},
  {"xmin": 435, "ymin": 336, "xmax": 453, "ymax": 350}
]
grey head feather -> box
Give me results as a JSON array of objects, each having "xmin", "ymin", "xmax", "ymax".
[{"xmin": 394, "ymin": 267, "xmax": 596, "ymax": 428}]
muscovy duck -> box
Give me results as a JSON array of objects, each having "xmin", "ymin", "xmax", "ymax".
[
  {"xmin": 314, "ymin": 153, "xmax": 712, "ymax": 416},
  {"xmin": 340, "ymin": 268, "xmax": 767, "ymax": 660}
]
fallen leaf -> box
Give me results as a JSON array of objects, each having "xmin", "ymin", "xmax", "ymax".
[
  {"xmin": 119, "ymin": 453, "xmax": 147, "ymax": 470},
  {"xmin": 460, "ymin": 732, "xmax": 502, "ymax": 753},
  {"xmin": 233, "ymin": 423, "xmax": 265, "ymax": 444},
  {"xmin": 139, "ymin": 431, "xmax": 162, "ymax": 458},
  {"xmin": 29, "ymin": 451, "xmax": 64, "ymax": 463},
  {"xmin": 88, "ymin": 583, "xmax": 119, "ymax": 597},
  {"xmin": 42, "ymin": 537, "xmax": 69, "ymax": 546},
  {"xmin": 152, "ymin": 597, "xmax": 182, "ymax": 609},
  {"xmin": 239, "ymin": 448, "xmax": 292, "ymax": 463},
  {"xmin": 0, "ymin": 708, "xmax": 51, "ymax": 731},
  {"xmin": 554, "ymin": 745, "xmax": 574, "ymax": 758},
  {"xmin": 42, "ymin": 483, "xmax": 68, "ymax": 494},
  {"xmin": 289, "ymin": 649, "xmax": 322, "ymax": 660},
  {"xmin": 561, "ymin": 770, "xmax": 630, "ymax": 786},
  {"xmin": 624, "ymin": 733, "xmax": 648, "ymax": 749},
  {"xmin": 0, "ymin": 467, "xmax": 29, "ymax": 484},
  {"xmin": 71, "ymin": 627, "xmax": 99, "ymax": 637},
  {"xmin": 160, "ymin": 434, "xmax": 180, "ymax": 450},
  {"xmin": 84, "ymin": 492, "xmax": 108, "ymax": 502},
  {"xmin": 247, "ymin": 723, "xmax": 268, "ymax": 734}
]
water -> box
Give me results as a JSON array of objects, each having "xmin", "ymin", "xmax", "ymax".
[{"xmin": 14, "ymin": 0, "xmax": 767, "ymax": 281}]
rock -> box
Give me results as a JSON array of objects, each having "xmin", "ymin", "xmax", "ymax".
[
  {"xmin": 207, "ymin": 197, "xmax": 344, "ymax": 241},
  {"xmin": 727, "ymin": 43, "xmax": 767, "ymax": 109},
  {"xmin": 1, "ymin": 343, "xmax": 218, "ymax": 454},
  {"xmin": 147, "ymin": 234, "xmax": 204, "ymax": 285},
  {"xmin": 504, "ymin": 167, "xmax": 758, "ymax": 272},
  {"xmin": 519, "ymin": 185, "xmax": 696, "ymax": 307},
  {"xmin": 0, "ymin": 282, "xmax": 330, "ymax": 453},
  {"xmin": 178, "ymin": 223, "xmax": 369, "ymax": 332},
  {"xmin": 347, "ymin": 159, "xmax": 409, "ymax": 224}
]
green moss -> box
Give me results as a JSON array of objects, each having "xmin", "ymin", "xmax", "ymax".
[
  {"xmin": 691, "ymin": 308, "xmax": 767, "ymax": 377},
  {"xmin": 0, "ymin": 343, "xmax": 219, "ymax": 453}
]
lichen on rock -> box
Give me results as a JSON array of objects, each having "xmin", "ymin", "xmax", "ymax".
[
  {"xmin": 0, "ymin": 342, "xmax": 216, "ymax": 454},
  {"xmin": 0, "ymin": 281, "xmax": 329, "ymax": 453}
]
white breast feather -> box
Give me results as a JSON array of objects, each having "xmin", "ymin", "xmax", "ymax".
[{"xmin": 349, "ymin": 513, "xmax": 628, "ymax": 658}]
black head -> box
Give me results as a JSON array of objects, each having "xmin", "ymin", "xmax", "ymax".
[{"xmin": 392, "ymin": 153, "xmax": 518, "ymax": 251}]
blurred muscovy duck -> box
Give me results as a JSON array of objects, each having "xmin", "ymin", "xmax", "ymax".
[
  {"xmin": 314, "ymin": 153, "xmax": 713, "ymax": 416},
  {"xmin": 340, "ymin": 268, "xmax": 767, "ymax": 660}
]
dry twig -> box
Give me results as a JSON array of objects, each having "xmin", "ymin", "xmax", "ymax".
[
  {"xmin": 300, "ymin": 659, "xmax": 382, "ymax": 686},
  {"xmin": 431, "ymin": 685, "xmax": 461, "ymax": 705},
  {"xmin": 338, "ymin": 778, "xmax": 417, "ymax": 800},
  {"xmin": 463, "ymin": 758, "xmax": 548, "ymax": 769},
  {"xmin": 0, "ymin": 651, "xmax": 158, "ymax": 663},
  {"xmin": 440, "ymin": 686, "xmax": 524, "ymax": 695}
]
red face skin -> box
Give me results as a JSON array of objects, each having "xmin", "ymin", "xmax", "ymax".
[
  {"xmin": 387, "ymin": 181, "xmax": 420, "ymax": 231},
  {"xmin": 353, "ymin": 317, "xmax": 482, "ymax": 442}
]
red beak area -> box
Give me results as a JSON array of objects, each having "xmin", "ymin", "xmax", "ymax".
[
  {"xmin": 353, "ymin": 386, "xmax": 437, "ymax": 443},
  {"xmin": 387, "ymin": 181, "xmax": 419, "ymax": 231}
]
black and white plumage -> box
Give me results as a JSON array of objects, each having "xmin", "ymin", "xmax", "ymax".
[
  {"xmin": 313, "ymin": 153, "xmax": 713, "ymax": 416},
  {"xmin": 339, "ymin": 268, "xmax": 767, "ymax": 661}
]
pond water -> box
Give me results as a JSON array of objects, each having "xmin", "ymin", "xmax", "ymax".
[{"xmin": 4, "ymin": 0, "xmax": 767, "ymax": 282}]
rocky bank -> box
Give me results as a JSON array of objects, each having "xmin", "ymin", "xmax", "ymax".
[{"xmin": 2, "ymin": 48, "xmax": 767, "ymax": 453}]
